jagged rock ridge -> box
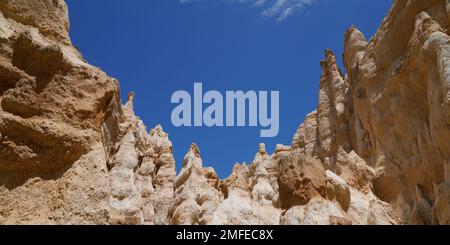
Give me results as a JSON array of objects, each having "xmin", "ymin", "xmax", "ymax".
[{"xmin": 0, "ymin": 0, "xmax": 449, "ymax": 224}]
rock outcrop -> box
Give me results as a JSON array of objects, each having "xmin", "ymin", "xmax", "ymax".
[
  {"xmin": 0, "ymin": 0, "xmax": 116, "ymax": 224},
  {"xmin": 0, "ymin": 0, "xmax": 176, "ymax": 224},
  {"xmin": 0, "ymin": 0, "xmax": 449, "ymax": 225},
  {"xmin": 342, "ymin": 0, "xmax": 450, "ymax": 224},
  {"xmin": 169, "ymin": 143, "xmax": 222, "ymax": 225}
]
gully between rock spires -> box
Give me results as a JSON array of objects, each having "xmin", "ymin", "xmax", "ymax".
[{"xmin": 0, "ymin": 0, "xmax": 449, "ymax": 225}]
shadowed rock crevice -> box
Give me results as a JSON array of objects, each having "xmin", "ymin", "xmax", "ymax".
[{"xmin": 12, "ymin": 32, "xmax": 71, "ymax": 92}]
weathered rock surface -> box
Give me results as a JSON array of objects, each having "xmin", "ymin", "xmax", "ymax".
[
  {"xmin": 342, "ymin": 0, "xmax": 450, "ymax": 224},
  {"xmin": 0, "ymin": 0, "xmax": 117, "ymax": 224},
  {"xmin": 169, "ymin": 143, "xmax": 222, "ymax": 225},
  {"xmin": 0, "ymin": 0, "xmax": 449, "ymax": 225},
  {"xmin": 0, "ymin": 0, "xmax": 175, "ymax": 224}
]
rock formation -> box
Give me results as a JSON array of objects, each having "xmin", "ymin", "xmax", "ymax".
[
  {"xmin": 169, "ymin": 143, "xmax": 222, "ymax": 225},
  {"xmin": 0, "ymin": 0, "xmax": 449, "ymax": 225}
]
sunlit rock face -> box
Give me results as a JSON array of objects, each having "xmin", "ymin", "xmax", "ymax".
[
  {"xmin": 0, "ymin": 0, "xmax": 448, "ymax": 224},
  {"xmin": 342, "ymin": 0, "xmax": 450, "ymax": 225},
  {"xmin": 289, "ymin": 0, "xmax": 450, "ymax": 224}
]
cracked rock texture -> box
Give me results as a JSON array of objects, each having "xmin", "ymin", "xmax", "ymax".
[{"xmin": 0, "ymin": 0, "xmax": 449, "ymax": 225}]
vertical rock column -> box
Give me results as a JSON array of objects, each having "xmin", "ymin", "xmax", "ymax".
[
  {"xmin": 169, "ymin": 144, "xmax": 222, "ymax": 225},
  {"xmin": 109, "ymin": 131, "xmax": 144, "ymax": 224},
  {"xmin": 108, "ymin": 94, "xmax": 148, "ymax": 224},
  {"xmin": 147, "ymin": 125, "xmax": 177, "ymax": 225},
  {"xmin": 296, "ymin": 50, "xmax": 352, "ymax": 170},
  {"xmin": 103, "ymin": 94, "xmax": 176, "ymax": 225},
  {"xmin": 249, "ymin": 144, "xmax": 278, "ymax": 206}
]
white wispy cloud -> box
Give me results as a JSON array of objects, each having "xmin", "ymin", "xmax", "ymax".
[{"xmin": 180, "ymin": 0, "xmax": 317, "ymax": 22}]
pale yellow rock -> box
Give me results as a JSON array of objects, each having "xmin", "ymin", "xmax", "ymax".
[
  {"xmin": 0, "ymin": 143, "xmax": 110, "ymax": 224},
  {"xmin": 342, "ymin": 0, "xmax": 450, "ymax": 223},
  {"xmin": 0, "ymin": 0, "xmax": 117, "ymax": 224},
  {"xmin": 1, "ymin": 0, "xmax": 449, "ymax": 225},
  {"xmin": 292, "ymin": 111, "xmax": 318, "ymax": 155},
  {"xmin": 289, "ymin": 0, "xmax": 450, "ymax": 224},
  {"xmin": 109, "ymin": 131, "xmax": 143, "ymax": 225},
  {"xmin": 249, "ymin": 144, "xmax": 278, "ymax": 206},
  {"xmin": 281, "ymin": 198, "xmax": 347, "ymax": 225},
  {"xmin": 209, "ymin": 189, "xmax": 281, "ymax": 225},
  {"xmin": 326, "ymin": 170, "xmax": 351, "ymax": 211},
  {"xmin": 220, "ymin": 162, "xmax": 250, "ymax": 194},
  {"xmin": 147, "ymin": 124, "xmax": 176, "ymax": 225},
  {"xmin": 169, "ymin": 144, "xmax": 222, "ymax": 225}
]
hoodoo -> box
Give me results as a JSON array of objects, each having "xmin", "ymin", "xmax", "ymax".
[{"xmin": 0, "ymin": 0, "xmax": 449, "ymax": 225}]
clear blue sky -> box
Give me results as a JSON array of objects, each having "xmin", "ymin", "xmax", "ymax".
[{"xmin": 66, "ymin": 0, "xmax": 391, "ymax": 178}]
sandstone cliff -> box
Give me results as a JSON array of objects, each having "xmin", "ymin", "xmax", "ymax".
[{"xmin": 0, "ymin": 0, "xmax": 449, "ymax": 225}]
